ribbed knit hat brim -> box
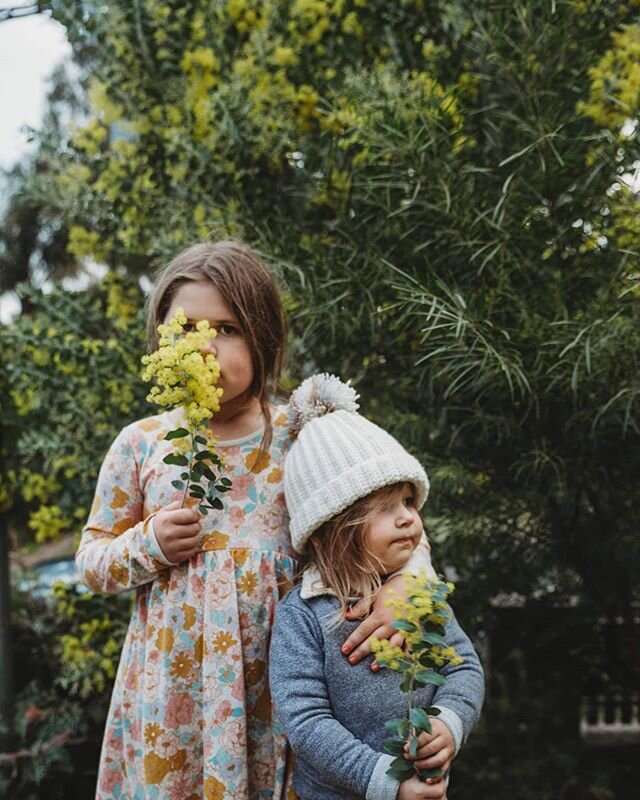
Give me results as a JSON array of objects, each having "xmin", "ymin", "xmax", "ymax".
[{"xmin": 285, "ymin": 408, "xmax": 429, "ymax": 552}]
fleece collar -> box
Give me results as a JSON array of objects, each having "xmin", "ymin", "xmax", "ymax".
[{"xmin": 300, "ymin": 566, "xmax": 338, "ymax": 600}]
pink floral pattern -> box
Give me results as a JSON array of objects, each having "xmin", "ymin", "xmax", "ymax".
[{"xmin": 76, "ymin": 406, "xmax": 297, "ymax": 799}]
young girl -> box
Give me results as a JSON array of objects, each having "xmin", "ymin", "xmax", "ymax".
[
  {"xmin": 269, "ymin": 374, "xmax": 485, "ymax": 800},
  {"xmin": 76, "ymin": 241, "xmax": 434, "ymax": 800}
]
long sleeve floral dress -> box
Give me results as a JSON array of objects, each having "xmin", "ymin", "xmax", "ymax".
[{"xmin": 76, "ymin": 405, "xmax": 297, "ymax": 800}]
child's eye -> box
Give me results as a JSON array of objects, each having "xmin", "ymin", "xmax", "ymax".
[
  {"xmin": 183, "ymin": 322, "xmax": 197, "ymax": 333},
  {"xmin": 403, "ymin": 494, "xmax": 416, "ymax": 507},
  {"xmin": 218, "ymin": 324, "xmax": 239, "ymax": 336}
]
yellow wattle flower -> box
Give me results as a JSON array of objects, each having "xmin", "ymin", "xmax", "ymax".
[{"xmin": 141, "ymin": 308, "xmax": 223, "ymax": 430}]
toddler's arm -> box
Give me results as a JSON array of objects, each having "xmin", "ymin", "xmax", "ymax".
[
  {"xmin": 270, "ymin": 598, "xmax": 401, "ymax": 800},
  {"xmin": 76, "ymin": 427, "xmax": 180, "ymax": 594}
]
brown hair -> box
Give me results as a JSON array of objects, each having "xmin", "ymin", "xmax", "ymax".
[
  {"xmin": 146, "ymin": 240, "xmax": 286, "ymax": 450},
  {"xmin": 305, "ymin": 483, "xmax": 411, "ymax": 622}
]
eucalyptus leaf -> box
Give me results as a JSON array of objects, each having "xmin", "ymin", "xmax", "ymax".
[
  {"xmin": 382, "ymin": 738, "xmax": 405, "ymax": 756},
  {"xmin": 386, "ymin": 757, "xmax": 415, "ymax": 780},
  {"xmin": 410, "ymin": 707, "xmax": 432, "ymax": 733},
  {"xmin": 415, "ymin": 670, "xmax": 446, "ymax": 688},
  {"xmin": 421, "ymin": 632, "xmax": 448, "ymax": 647},
  {"xmin": 165, "ymin": 428, "xmax": 189, "ymax": 440},
  {"xmin": 384, "ymin": 718, "xmax": 410, "ymax": 738},
  {"xmin": 417, "ymin": 767, "xmax": 443, "ymax": 780},
  {"xmin": 171, "ymin": 480, "xmax": 185, "ymax": 490},
  {"xmin": 163, "ymin": 453, "xmax": 189, "ymax": 466},
  {"xmin": 392, "ymin": 619, "xmax": 418, "ymax": 633}
]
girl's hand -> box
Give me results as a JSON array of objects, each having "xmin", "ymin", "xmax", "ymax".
[
  {"xmin": 153, "ymin": 501, "xmax": 201, "ymax": 563},
  {"xmin": 341, "ymin": 574, "xmax": 406, "ymax": 667},
  {"xmin": 397, "ymin": 775, "xmax": 447, "ymax": 800},
  {"xmin": 405, "ymin": 719, "xmax": 455, "ymax": 776}
]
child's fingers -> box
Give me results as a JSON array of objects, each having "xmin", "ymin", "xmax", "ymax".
[
  {"xmin": 171, "ymin": 522, "xmax": 201, "ymax": 538},
  {"xmin": 413, "ymin": 750, "xmax": 451, "ymax": 772},
  {"xmin": 165, "ymin": 507, "xmax": 201, "ymax": 525},
  {"xmin": 343, "ymin": 621, "xmax": 397, "ymax": 663},
  {"xmin": 344, "ymin": 597, "xmax": 370, "ymax": 619}
]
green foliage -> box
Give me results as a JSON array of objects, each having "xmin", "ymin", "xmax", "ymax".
[
  {"xmin": 0, "ymin": 580, "xmax": 130, "ymax": 799},
  {"xmin": 21, "ymin": 0, "xmax": 637, "ymax": 614},
  {"xmin": 2, "ymin": 1, "xmax": 640, "ymax": 796},
  {"xmin": 0, "ymin": 272, "xmax": 149, "ymax": 544}
]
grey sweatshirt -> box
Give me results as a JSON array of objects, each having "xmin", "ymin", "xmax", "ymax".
[{"xmin": 269, "ymin": 583, "xmax": 484, "ymax": 800}]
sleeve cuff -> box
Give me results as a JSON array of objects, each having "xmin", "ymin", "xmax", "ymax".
[
  {"xmin": 432, "ymin": 706, "xmax": 463, "ymax": 756},
  {"xmin": 145, "ymin": 514, "xmax": 174, "ymax": 566},
  {"xmin": 366, "ymin": 754, "xmax": 400, "ymax": 800}
]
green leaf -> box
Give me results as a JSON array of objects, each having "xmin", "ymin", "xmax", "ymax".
[
  {"xmin": 417, "ymin": 767, "xmax": 443, "ymax": 780},
  {"xmin": 425, "ymin": 706, "xmax": 441, "ymax": 716},
  {"xmin": 382, "ymin": 738, "xmax": 405, "ymax": 756},
  {"xmin": 171, "ymin": 480, "xmax": 185, "ymax": 490},
  {"xmin": 163, "ymin": 454, "xmax": 189, "ymax": 466},
  {"xmin": 415, "ymin": 669, "xmax": 446, "ymax": 688},
  {"xmin": 421, "ymin": 632, "xmax": 447, "ymax": 647},
  {"xmin": 210, "ymin": 497, "xmax": 223, "ymax": 510},
  {"xmin": 189, "ymin": 485, "xmax": 205, "ymax": 498},
  {"xmin": 165, "ymin": 428, "xmax": 189, "ymax": 440},
  {"xmin": 198, "ymin": 505, "xmax": 208, "ymax": 515},
  {"xmin": 181, "ymin": 472, "xmax": 190, "ymax": 480},
  {"xmin": 194, "ymin": 435, "xmax": 208, "ymax": 445},
  {"xmin": 200, "ymin": 465, "xmax": 217, "ymax": 481},
  {"xmin": 219, "ymin": 477, "xmax": 232, "ymax": 487},
  {"xmin": 408, "ymin": 734, "xmax": 418, "ymax": 757},
  {"xmin": 410, "ymin": 707, "xmax": 432, "ymax": 733},
  {"xmin": 385, "ymin": 718, "xmax": 410, "ymax": 738},
  {"xmin": 386, "ymin": 757, "xmax": 415, "ymax": 781},
  {"xmin": 391, "ymin": 619, "xmax": 418, "ymax": 633},
  {"xmin": 194, "ymin": 451, "xmax": 210, "ymax": 461}
]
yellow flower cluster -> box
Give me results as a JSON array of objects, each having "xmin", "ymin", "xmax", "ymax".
[
  {"xmin": 578, "ymin": 23, "xmax": 640, "ymax": 130},
  {"xmin": 141, "ymin": 308, "xmax": 223, "ymax": 430},
  {"xmin": 370, "ymin": 639, "xmax": 407, "ymax": 670},
  {"xmin": 371, "ymin": 572, "xmax": 463, "ymax": 669},
  {"xmin": 28, "ymin": 504, "xmax": 72, "ymax": 543}
]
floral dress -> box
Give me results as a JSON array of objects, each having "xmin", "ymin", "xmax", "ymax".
[{"xmin": 76, "ymin": 405, "xmax": 298, "ymax": 800}]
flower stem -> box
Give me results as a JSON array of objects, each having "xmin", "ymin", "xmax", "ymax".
[{"xmin": 180, "ymin": 436, "xmax": 194, "ymax": 508}]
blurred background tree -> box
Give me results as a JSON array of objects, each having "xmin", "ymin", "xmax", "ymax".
[{"xmin": 1, "ymin": 0, "xmax": 639, "ymax": 797}]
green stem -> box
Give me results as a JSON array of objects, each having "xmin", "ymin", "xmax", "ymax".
[
  {"xmin": 408, "ymin": 665, "xmax": 417, "ymax": 777},
  {"xmin": 181, "ymin": 435, "xmax": 194, "ymax": 508}
]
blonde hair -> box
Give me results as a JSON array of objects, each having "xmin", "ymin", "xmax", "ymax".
[
  {"xmin": 146, "ymin": 240, "xmax": 286, "ymax": 451},
  {"xmin": 305, "ymin": 483, "xmax": 411, "ymax": 621}
]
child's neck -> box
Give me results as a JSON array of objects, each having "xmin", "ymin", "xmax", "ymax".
[{"xmin": 209, "ymin": 395, "xmax": 264, "ymax": 442}]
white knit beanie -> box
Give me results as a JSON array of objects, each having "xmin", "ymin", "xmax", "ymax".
[{"xmin": 285, "ymin": 373, "xmax": 430, "ymax": 553}]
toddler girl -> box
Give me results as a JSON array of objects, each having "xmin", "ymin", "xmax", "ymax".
[
  {"xmin": 270, "ymin": 374, "xmax": 485, "ymax": 800},
  {"xmin": 76, "ymin": 242, "xmax": 434, "ymax": 800}
]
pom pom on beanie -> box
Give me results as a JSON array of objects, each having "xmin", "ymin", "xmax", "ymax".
[{"xmin": 288, "ymin": 373, "xmax": 360, "ymax": 438}]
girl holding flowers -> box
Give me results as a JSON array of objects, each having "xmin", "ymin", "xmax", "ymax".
[
  {"xmin": 76, "ymin": 241, "xmax": 434, "ymax": 800},
  {"xmin": 270, "ymin": 374, "xmax": 485, "ymax": 800}
]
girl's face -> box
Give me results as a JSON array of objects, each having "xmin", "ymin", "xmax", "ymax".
[
  {"xmin": 363, "ymin": 483, "xmax": 423, "ymax": 574},
  {"xmin": 165, "ymin": 280, "xmax": 254, "ymax": 413}
]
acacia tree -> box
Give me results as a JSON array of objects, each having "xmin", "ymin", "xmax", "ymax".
[
  {"xmin": 2, "ymin": 2, "xmax": 639, "ymax": 796},
  {"xmin": 30, "ymin": 0, "xmax": 637, "ymax": 614}
]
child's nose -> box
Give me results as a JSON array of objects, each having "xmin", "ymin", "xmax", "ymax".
[
  {"xmin": 396, "ymin": 505, "xmax": 414, "ymax": 526},
  {"xmin": 200, "ymin": 337, "xmax": 217, "ymax": 356}
]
